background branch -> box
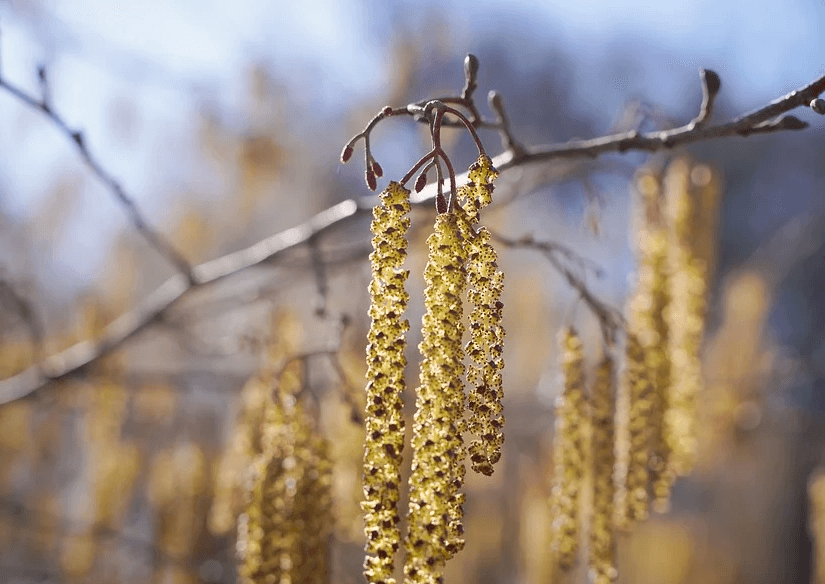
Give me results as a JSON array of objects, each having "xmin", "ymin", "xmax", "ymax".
[
  {"xmin": 0, "ymin": 66, "xmax": 823, "ymax": 405},
  {"xmin": 0, "ymin": 66, "xmax": 194, "ymax": 281}
]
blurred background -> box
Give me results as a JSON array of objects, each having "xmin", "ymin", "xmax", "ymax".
[{"xmin": 0, "ymin": 0, "xmax": 824, "ymax": 583}]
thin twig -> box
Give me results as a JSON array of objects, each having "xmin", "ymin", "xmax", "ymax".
[
  {"xmin": 1, "ymin": 66, "xmax": 824, "ymax": 405},
  {"xmin": 0, "ymin": 277, "xmax": 44, "ymax": 355},
  {"xmin": 0, "ymin": 68, "xmax": 194, "ymax": 282},
  {"xmin": 490, "ymin": 231, "xmax": 624, "ymax": 333}
]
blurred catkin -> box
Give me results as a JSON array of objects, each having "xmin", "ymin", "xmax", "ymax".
[
  {"xmin": 363, "ymin": 181, "xmax": 411, "ymax": 584},
  {"xmin": 405, "ymin": 212, "xmax": 469, "ymax": 584},
  {"xmin": 551, "ymin": 327, "xmax": 588, "ymax": 569},
  {"xmin": 615, "ymin": 333, "xmax": 653, "ymax": 525},
  {"xmin": 589, "ymin": 353, "xmax": 617, "ymax": 584},
  {"xmin": 237, "ymin": 374, "xmax": 333, "ymax": 584},
  {"xmin": 148, "ymin": 442, "xmax": 208, "ymax": 584},
  {"xmin": 210, "ymin": 311, "xmax": 302, "ymax": 535},
  {"xmin": 809, "ymin": 469, "xmax": 825, "ymax": 584},
  {"xmin": 664, "ymin": 158, "xmax": 717, "ymax": 478},
  {"xmin": 628, "ymin": 170, "xmax": 673, "ymax": 510}
]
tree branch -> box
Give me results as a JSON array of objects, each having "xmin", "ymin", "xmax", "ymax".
[
  {"xmin": 1, "ymin": 66, "xmax": 823, "ymax": 405},
  {"xmin": 0, "ymin": 67, "xmax": 195, "ymax": 282}
]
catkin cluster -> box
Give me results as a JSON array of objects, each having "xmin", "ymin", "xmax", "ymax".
[
  {"xmin": 363, "ymin": 181, "xmax": 411, "ymax": 584},
  {"xmin": 549, "ymin": 158, "xmax": 717, "ymax": 581},
  {"xmin": 617, "ymin": 158, "xmax": 717, "ymax": 521},
  {"xmin": 361, "ymin": 154, "xmax": 504, "ymax": 584},
  {"xmin": 237, "ymin": 381, "xmax": 333, "ymax": 584}
]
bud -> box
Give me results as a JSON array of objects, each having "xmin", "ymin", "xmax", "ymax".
[
  {"xmin": 464, "ymin": 54, "xmax": 479, "ymax": 81},
  {"xmin": 341, "ymin": 145, "xmax": 353, "ymax": 163},
  {"xmin": 371, "ymin": 160, "xmax": 383, "ymax": 178},
  {"xmin": 811, "ymin": 98, "xmax": 825, "ymax": 115},
  {"xmin": 366, "ymin": 168, "xmax": 377, "ymax": 191},
  {"xmin": 414, "ymin": 172, "xmax": 428, "ymax": 193}
]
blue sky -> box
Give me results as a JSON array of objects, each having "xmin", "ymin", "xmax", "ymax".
[{"xmin": 0, "ymin": 0, "xmax": 822, "ymax": 291}]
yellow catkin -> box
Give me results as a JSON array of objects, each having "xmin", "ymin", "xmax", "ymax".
[
  {"xmin": 363, "ymin": 181, "xmax": 411, "ymax": 584},
  {"xmin": 237, "ymin": 381, "xmax": 333, "ymax": 584},
  {"xmin": 616, "ymin": 333, "xmax": 654, "ymax": 525},
  {"xmin": 459, "ymin": 155, "xmax": 505, "ymax": 476},
  {"xmin": 405, "ymin": 212, "xmax": 468, "ymax": 584},
  {"xmin": 210, "ymin": 311, "xmax": 303, "ymax": 535},
  {"xmin": 210, "ymin": 375, "xmax": 268, "ymax": 534},
  {"xmin": 85, "ymin": 381, "xmax": 141, "ymax": 531},
  {"xmin": 809, "ymin": 469, "xmax": 825, "ymax": 584},
  {"xmin": 551, "ymin": 327, "xmax": 588, "ymax": 569},
  {"xmin": 147, "ymin": 442, "xmax": 207, "ymax": 569},
  {"xmin": 589, "ymin": 353, "xmax": 617, "ymax": 584},
  {"xmin": 664, "ymin": 158, "xmax": 714, "ymax": 478},
  {"xmin": 628, "ymin": 170, "xmax": 673, "ymax": 510}
]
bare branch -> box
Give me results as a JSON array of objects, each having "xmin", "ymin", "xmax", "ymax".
[
  {"xmin": 0, "ymin": 200, "xmax": 367, "ymax": 404},
  {"xmin": 0, "ymin": 67, "xmax": 195, "ymax": 282},
  {"xmin": 489, "ymin": 231, "xmax": 624, "ymax": 335},
  {"xmin": 1, "ymin": 64, "xmax": 824, "ymax": 405}
]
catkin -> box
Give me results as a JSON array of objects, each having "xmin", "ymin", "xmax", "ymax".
[
  {"xmin": 809, "ymin": 469, "xmax": 825, "ymax": 584},
  {"xmin": 405, "ymin": 212, "xmax": 468, "ymax": 584},
  {"xmin": 616, "ymin": 333, "xmax": 654, "ymax": 524},
  {"xmin": 460, "ymin": 155, "xmax": 505, "ymax": 476},
  {"xmin": 148, "ymin": 443, "xmax": 207, "ymax": 561},
  {"xmin": 237, "ymin": 384, "xmax": 333, "ymax": 584},
  {"xmin": 629, "ymin": 170, "xmax": 673, "ymax": 510},
  {"xmin": 210, "ymin": 312, "xmax": 302, "ymax": 535},
  {"xmin": 363, "ymin": 181, "xmax": 412, "ymax": 584},
  {"xmin": 589, "ymin": 354, "xmax": 617, "ymax": 584},
  {"xmin": 551, "ymin": 327, "xmax": 588, "ymax": 569},
  {"xmin": 664, "ymin": 159, "xmax": 713, "ymax": 478}
]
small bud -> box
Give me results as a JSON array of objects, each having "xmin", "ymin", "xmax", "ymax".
[
  {"xmin": 371, "ymin": 160, "xmax": 383, "ymax": 178},
  {"xmin": 382, "ymin": 106, "xmax": 393, "ymax": 117},
  {"xmin": 810, "ymin": 98, "xmax": 825, "ymax": 115},
  {"xmin": 341, "ymin": 145, "xmax": 353, "ymax": 163},
  {"xmin": 464, "ymin": 54, "xmax": 479, "ymax": 81},
  {"xmin": 415, "ymin": 172, "xmax": 428, "ymax": 193},
  {"xmin": 366, "ymin": 168, "xmax": 377, "ymax": 191}
]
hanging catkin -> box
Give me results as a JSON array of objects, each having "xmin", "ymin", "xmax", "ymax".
[
  {"xmin": 551, "ymin": 327, "xmax": 588, "ymax": 569},
  {"xmin": 363, "ymin": 181, "xmax": 412, "ymax": 584}
]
